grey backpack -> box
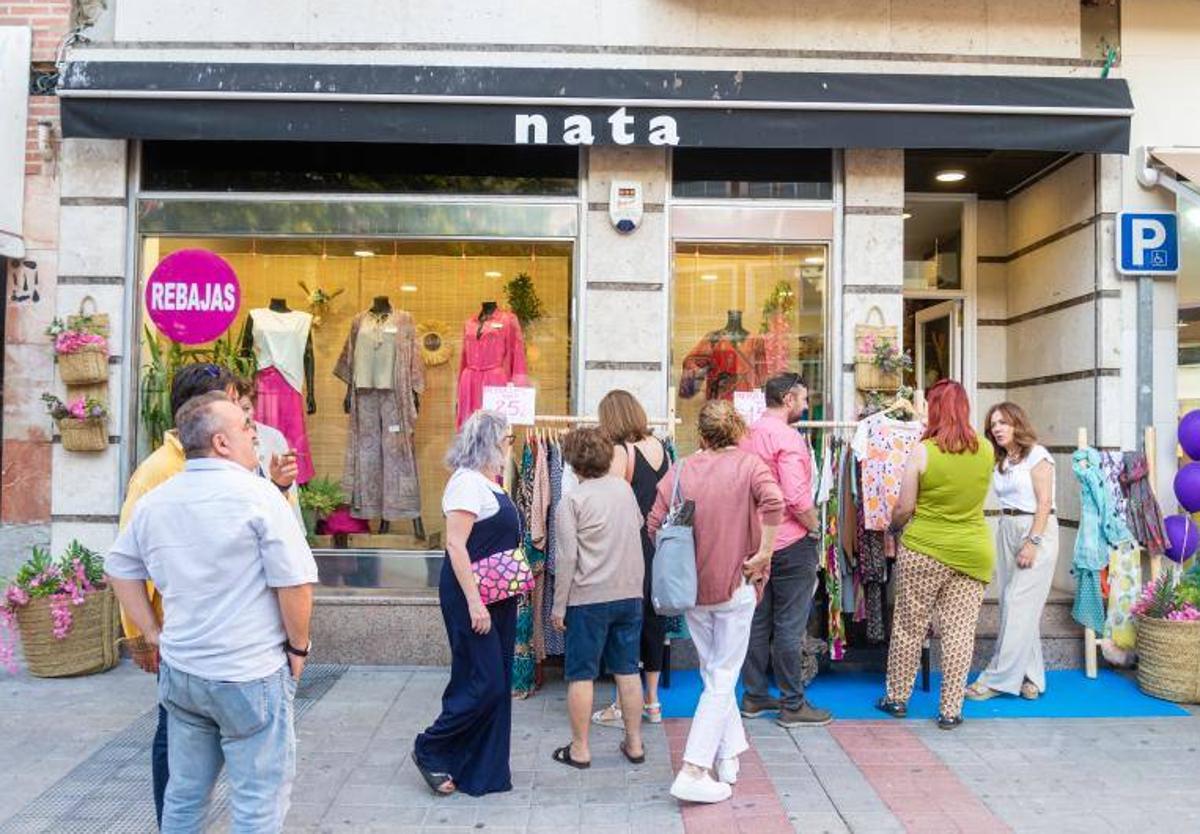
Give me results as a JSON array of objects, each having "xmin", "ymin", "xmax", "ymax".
[{"xmin": 651, "ymin": 461, "xmax": 698, "ymax": 616}]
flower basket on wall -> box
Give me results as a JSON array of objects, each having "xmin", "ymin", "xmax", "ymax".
[
  {"xmin": 49, "ymin": 297, "xmax": 110, "ymax": 385},
  {"xmin": 15, "ymin": 587, "xmax": 121, "ymax": 678},
  {"xmin": 854, "ymin": 306, "xmax": 901, "ymax": 392},
  {"xmin": 58, "ymin": 348, "xmax": 108, "ymax": 385},
  {"xmin": 58, "ymin": 417, "xmax": 108, "ymax": 452}
]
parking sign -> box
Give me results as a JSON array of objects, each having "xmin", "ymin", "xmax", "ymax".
[{"xmin": 1116, "ymin": 211, "xmax": 1179, "ymax": 276}]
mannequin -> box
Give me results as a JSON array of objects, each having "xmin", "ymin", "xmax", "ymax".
[
  {"xmin": 335, "ymin": 295, "xmax": 425, "ymax": 538},
  {"xmin": 679, "ymin": 309, "xmax": 767, "ymax": 401},
  {"xmin": 718, "ymin": 309, "xmax": 749, "ymax": 343},
  {"xmin": 241, "ymin": 298, "xmax": 316, "ymax": 414},
  {"xmin": 456, "ymin": 300, "xmax": 527, "ymax": 429}
]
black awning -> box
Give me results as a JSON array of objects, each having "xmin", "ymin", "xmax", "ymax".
[{"xmin": 59, "ymin": 62, "xmax": 1133, "ymax": 154}]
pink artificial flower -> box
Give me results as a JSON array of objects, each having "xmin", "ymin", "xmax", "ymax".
[
  {"xmin": 5, "ymin": 586, "xmax": 29, "ymax": 608},
  {"xmin": 54, "ymin": 331, "xmax": 107, "ymax": 355}
]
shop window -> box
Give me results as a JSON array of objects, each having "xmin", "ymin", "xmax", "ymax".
[
  {"xmin": 670, "ymin": 243, "xmax": 826, "ymax": 454},
  {"xmin": 672, "ymin": 149, "xmax": 833, "ymax": 200},
  {"xmin": 1178, "ymin": 206, "xmax": 1200, "ymax": 463},
  {"xmin": 136, "ymin": 237, "xmax": 573, "ymax": 571},
  {"xmin": 141, "ymin": 141, "xmax": 579, "ymax": 196}
]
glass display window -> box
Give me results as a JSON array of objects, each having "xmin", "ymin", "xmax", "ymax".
[
  {"xmin": 136, "ymin": 236, "xmax": 574, "ymax": 565},
  {"xmin": 670, "ymin": 243, "xmax": 827, "ymax": 454}
]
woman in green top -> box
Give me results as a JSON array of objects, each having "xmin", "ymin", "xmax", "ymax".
[{"xmin": 875, "ymin": 380, "xmax": 995, "ymax": 730}]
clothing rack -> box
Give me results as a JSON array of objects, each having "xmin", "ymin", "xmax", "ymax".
[{"xmin": 529, "ymin": 387, "xmax": 680, "ymax": 440}]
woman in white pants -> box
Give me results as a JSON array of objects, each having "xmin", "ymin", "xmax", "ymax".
[
  {"xmin": 967, "ymin": 402, "xmax": 1057, "ymax": 701},
  {"xmin": 647, "ymin": 401, "xmax": 783, "ymax": 804}
]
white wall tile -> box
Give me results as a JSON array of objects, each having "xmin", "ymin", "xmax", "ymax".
[
  {"xmin": 60, "ymin": 139, "xmax": 128, "ymax": 200},
  {"xmin": 844, "ymin": 149, "xmax": 904, "ymax": 208},
  {"xmin": 51, "ymin": 521, "xmax": 118, "ymax": 556},
  {"xmin": 59, "ymin": 206, "xmax": 126, "ymax": 277},
  {"xmin": 583, "ymin": 211, "xmax": 667, "ymax": 284},
  {"xmin": 582, "ymin": 289, "xmax": 666, "ymax": 363},
  {"xmin": 585, "ymin": 146, "xmax": 668, "ymax": 205},
  {"xmin": 1007, "ymin": 155, "xmax": 1094, "ymax": 255},
  {"xmin": 51, "ymin": 444, "xmax": 121, "ymax": 517}
]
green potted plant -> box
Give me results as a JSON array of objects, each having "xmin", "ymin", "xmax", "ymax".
[{"xmin": 299, "ymin": 477, "xmax": 347, "ymax": 538}]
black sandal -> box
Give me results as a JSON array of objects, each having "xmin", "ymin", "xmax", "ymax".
[
  {"xmin": 936, "ymin": 713, "xmax": 963, "ymax": 730},
  {"xmin": 412, "ymin": 749, "xmax": 455, "ymax": 795},
  {"xmin": 620, "ymin": 739, "xmax": 645, "ymax": 765},
  {"xmin": 874, "ymin": 697, "xmax": 908, "ymax": 718},
  {"xmin": 551, "ymin": 744, "xmax": 591, "ymax": 769}
]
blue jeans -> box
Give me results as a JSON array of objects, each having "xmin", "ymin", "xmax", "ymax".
[
  {"xmin": 158, "ymin": 662, "xmax": 297, "ymax": 834},
  {"xmin": 564, "ymin": 598, "xmax": 643, "ymax": 682},
  {"xmin": 153, "ymin": 703, "xmax": 169, "ymax": 829}
]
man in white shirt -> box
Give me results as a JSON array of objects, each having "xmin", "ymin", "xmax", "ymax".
[{"xmin": 106, "ymin": 390, "xmax": 319, "ymax": 834}]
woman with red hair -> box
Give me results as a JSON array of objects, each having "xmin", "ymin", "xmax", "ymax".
[{"xmin": 875, "ymin": 380, "xmax": 995, "ymax": 729}]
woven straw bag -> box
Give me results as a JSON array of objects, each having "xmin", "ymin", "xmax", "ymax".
[
  {"xmin": 14, "ymin": 586, "xmax": 121, "ymax": 678},
  {"xmin": 1135, "ymin": 615, "xmax": 1200, "ymax": 703},
  {"xmin": 854, "ymin": 306, "xmax": 901, "ymax": 392}
]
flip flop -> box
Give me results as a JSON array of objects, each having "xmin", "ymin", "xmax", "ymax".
[
  {"xmin": 591, "ymin": 703, "xmax": 624, "ymax": 729},
  {"xmin": 964, "ymin": 682, "xmax": 1001, "ymax": 701},
  {"xmin": 552, "ymin": 744, "xmax": 591, "ymax": 770},
  {"xmin": 620, "ymin": 739, "xmax": 645, "ymax": 765},
  {"xmin": 642, "ymin": 703, "xmax": 663, "ymax": 725},
  {"xmin": 412, "ymin": 751, "xmax": 455, "ymax": 796}
]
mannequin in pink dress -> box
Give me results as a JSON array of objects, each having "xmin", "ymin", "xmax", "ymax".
[{"xmin": 456, "ymin": 301, "xmax": 528, "ymax": 429}]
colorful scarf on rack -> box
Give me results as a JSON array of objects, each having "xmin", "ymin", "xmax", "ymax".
[
  {"xmin": 1119, "ymin": 452, "xmax": 1168, "ymax": 556},
  {"xmin": 1072, "ymin": 448, "xmax": 1134, "ymax": 634}
]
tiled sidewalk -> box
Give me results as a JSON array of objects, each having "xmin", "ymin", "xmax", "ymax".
[{"xmin": 3, "ymin": 664, "xmax": 1200, "ymax": 832}]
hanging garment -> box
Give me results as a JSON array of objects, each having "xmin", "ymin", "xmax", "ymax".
[
  {"xmin": 334, "ymin": 310, "xmax": 425, "ymax": 520},
  {"xmin": 250, "ymin": 308, "xmax": 311, "ymax": 395},
  {"xmin": 540, "ymin": 443, "xmax": 566, "ymax": 658},
  {"xmin": 860, "ymin": 530, "xmax": 888, "ymax": 644},
  {"xmin": 254, "ymin": 367, "xmax": 315, "ymax": 484},
  {"xmin": 1105, "ymin": 542, "xmax": 1141, "ymax": 651},
  {"xmin": 511, "ymin": 441, "xmax": 541, "ymax": 699},
  {"xmin": 852, "ymin": 415, "xmax": 922, "ymax": 532},
  {"xmin": 1072, "ymin": 448, "xmax": 1134, "ymax": 633},
  {"xmin": 456, "ymin": 310, "xmax": 527, "ymax": 429},
  {"xmin": 679, "ymin": 334, "xmax": 768, "ymax": 401},
  {"xmin": 821, "ymin": 438, "xmax": 847, "ymax": 660},
  {"xmin": 762, "ymin": 313, "xmax": 792, "ymax": 376},
  {"xmin": 1119, "ymin": 452, "xmax": 1168, "ymax": 556},
  {"xmin": 530, "ymin": 439, "xmax": 550, "ymax": 552}
]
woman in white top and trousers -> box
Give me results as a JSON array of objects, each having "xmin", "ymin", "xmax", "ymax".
[{"xmin": 967, "ymin": 402, "xmax": 1058, "ymax": 701}]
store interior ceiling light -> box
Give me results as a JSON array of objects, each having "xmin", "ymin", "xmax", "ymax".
[
  {"xmin": 902, "ymin": 211, "xmax": 913, "ymax": 220},
  {"xmin": 400, "ymin": 284, "xmax": 418, "ymax": 293},
  {"xmin": 804, "ymin": 256, "xmax": 824, "ymax": 265},
  {"xmin": 484, "ymin": 271, "xmax": 503, "ymax": 278},
  {"xmin": 700, "ymin": 273, "xmax": 719, "ymax": 282},
  {"xmin": 353, "ymin": 249, "xmax": 375, "ymax": 257},
  {"xmin": 935, "ymin": 170, "xmax": 967, "ymax": 183}
]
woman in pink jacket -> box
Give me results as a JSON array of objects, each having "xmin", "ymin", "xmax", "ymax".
[{"xmin": 648, "ymin": 401, "xmax": 784, "ymax": 804}]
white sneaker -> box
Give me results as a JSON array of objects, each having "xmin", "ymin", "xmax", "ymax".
[
  {"xmin": 670, "ymin": 770, "xmax": 733, "ymax": 803},
  {"xmin": 716, "ymin": 756, "xmax": 740, "ymax": 785}
]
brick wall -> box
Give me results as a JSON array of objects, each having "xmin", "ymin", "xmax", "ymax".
[{"xmin": 1, "ymin": 0, "xmax": 69, "ymax": 537}]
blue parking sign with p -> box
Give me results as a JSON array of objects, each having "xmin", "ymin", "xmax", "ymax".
[{"xmin": 1116, "ymin": 211, "xmax": 1179, "ymax": 276}]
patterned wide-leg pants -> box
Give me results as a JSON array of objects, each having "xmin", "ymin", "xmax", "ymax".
[{"xmin": 885, "ymin": 545, "xmax": 986, "ymax": 718}]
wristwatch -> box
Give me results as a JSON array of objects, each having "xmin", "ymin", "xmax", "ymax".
[
  {"xmin": 1025, "ymin": 534, "xmax": 1044, "ymax": 547},
  {"xmin": 284, "ymin": 640, "xmax": 312, "ymax": 658}
]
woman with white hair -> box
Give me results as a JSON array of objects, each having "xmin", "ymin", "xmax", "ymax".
[{"xmin": 414, "ymin": 410, "xmax": 520, "ymax": 797}]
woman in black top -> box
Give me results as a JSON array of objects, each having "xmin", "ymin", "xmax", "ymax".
[{"xmin": 593, "ymin": 390, "xmax": 671, "ymax": 726}]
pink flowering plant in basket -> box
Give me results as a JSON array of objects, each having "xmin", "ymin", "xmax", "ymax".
[
  {"xmin": 41, "ymin": 393, "xmax": 108, "ymax": 422},
  {"xmin": 857, "ymin": 333, "xmax": 914, "ymax": 375},
  {"xmin": 45, "ymin": 317, "xmax": 108, "ymax": 356},
  {"xmin": 0, "ymin": 541, "xmax": 106, "ymax": 672},
  {"xmin": 1131, "ymin": 568, "xmax": 1200, "ymax": 622}
]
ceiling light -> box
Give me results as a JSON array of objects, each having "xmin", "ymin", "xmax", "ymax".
[
  {"xmin": 353, "ymin": 249, "xmax": 375, "ymax": 258},
  {"xmin": 400, "ymin": 284, "xmax": 418, "ymax": 293},
  {"xmin": 700, "ymin": 273, "xmax": 719, "ymax": 282},
  {"xmin": 935, "ymin": 170, "xmax": 967, "ymax": 183},
  {"xmin": 902, "ymin": 211, "xmax": 913, "ymax": 220},
  {"xmin": 484, "ymin": 271, "xmax": 502, "ymax": 278},
  {"xmin": 804, "ymin": 256, "xmax": 824, "ymax": 265}
]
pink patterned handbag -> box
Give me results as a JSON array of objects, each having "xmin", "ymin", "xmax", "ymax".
[{"xmin": 470, "ymin": 546, "xmax": 535, "ymax": 605}]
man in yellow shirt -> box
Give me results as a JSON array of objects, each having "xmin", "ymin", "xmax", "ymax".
[{"xmin": 119, "ymin": 363, "xmax": 240, "ymax": 830}]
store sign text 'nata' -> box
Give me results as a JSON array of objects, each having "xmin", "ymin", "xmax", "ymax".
[
  {"xmin": 145, "ymin": 249, "xmax": 241, "ymax": 345},
  {"xmin": 514, "ymin": 107, "xmax": 680, "ymax": 146}
]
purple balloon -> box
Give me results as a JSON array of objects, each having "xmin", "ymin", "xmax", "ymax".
[
  {"xmin": 1176, "ymin": 463, "xmax": 1200, "ymax": 513},
  {"xmin": 1181, "ymin": 410, "xmax": 1200, "ymax": 461},
  {"xmin": 1164, "ymin": 515, "xmax": 1200, "ymax": 563}
]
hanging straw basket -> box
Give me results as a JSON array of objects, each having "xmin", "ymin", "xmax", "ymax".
[
  {"xmin": 57, "ymin": 347, "xmax": 108, "ymax": 385},
  {"xmin": 854, "ymin": 306, "xmax": 901, "ymax": 392},
  {"xmin": 1135, "ymin": 614, "xmax": 1200, "ymax": 703},
  {"xmin": 58, "ymin": 417, "xmax": 107, "ymax": 452},
  {"xmin": 14, "ymin": 586, "xmax": 121, "ymax": 678},
  {"xmin": 57, "ymin": 296, "xmax": 110, "ymax": 385}
]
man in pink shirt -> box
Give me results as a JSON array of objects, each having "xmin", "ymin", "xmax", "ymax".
[{"xmin": 738, "ymin": 373, "xmax": 833, "ymax": 727}]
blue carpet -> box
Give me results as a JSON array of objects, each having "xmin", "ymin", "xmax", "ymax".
[{"xmin": 659, "ymin": 668, "xmax": 1188, "ymax": 720}]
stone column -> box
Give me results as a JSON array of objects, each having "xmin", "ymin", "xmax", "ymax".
[
  {"xmin": 840, "ymin": 149, "xmax": 905, "ymax": 420},
  {"xmin": 580, "ymin": 147, "xmax": 669, "ymax": 419},
  {"xmin": 50, "ymin": 139, "xmax": 128, "ymax": 554}
]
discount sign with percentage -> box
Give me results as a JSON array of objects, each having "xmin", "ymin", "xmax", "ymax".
[{"xmin": 482, "ymin": 385, "xmax": 537, "ymax": 426}]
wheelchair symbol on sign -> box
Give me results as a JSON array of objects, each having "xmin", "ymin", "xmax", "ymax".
[{"xmin": 1151, "ymin": 251, "xmax": 1168, "ymax": 267}]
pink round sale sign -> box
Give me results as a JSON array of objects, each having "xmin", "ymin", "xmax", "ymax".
[{"xmin": 145, "ymin": 250, "xmax": 241, "ymax": 344}]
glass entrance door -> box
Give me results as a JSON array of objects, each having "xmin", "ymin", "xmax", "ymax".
[{"xmin": 914, "ymin": 300, "xmax": 962, "ymax": 388}]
